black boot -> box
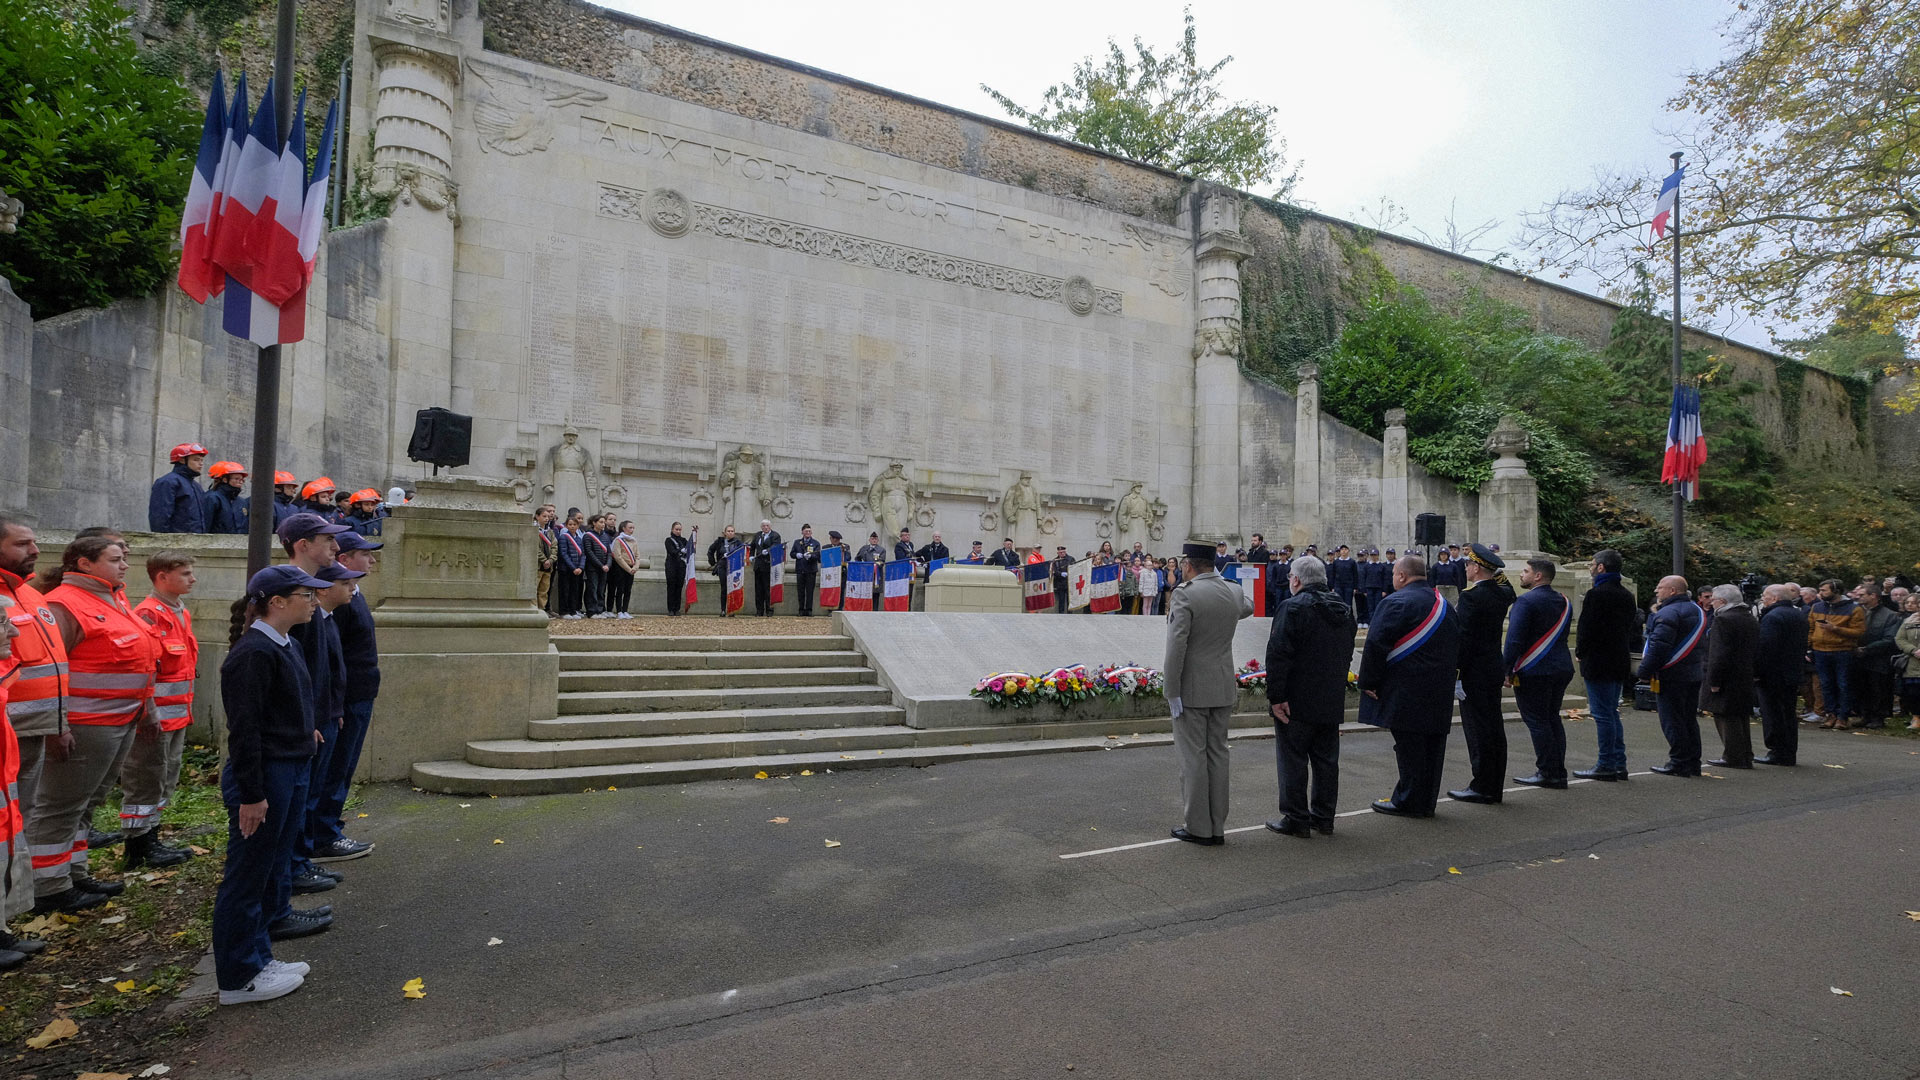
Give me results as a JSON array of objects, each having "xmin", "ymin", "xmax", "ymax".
[{"xmin": 123, "ymin": 831, "xmax": 190, "ymax": 870}]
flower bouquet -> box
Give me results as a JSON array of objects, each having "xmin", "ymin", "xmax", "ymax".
[
  {"xmin": 1095, "ymin": 662, "xmax": 1165, "ymax": 698},
  {"xmin": 1236, "ymin": 659, "xmax": 1267, "ymax": 690},
  {"xmin": 970, "ymin": 671, "xmax": 1039, "ymax": 709},
  {"xmin": 1347, "ymin": 669, "xmax": 1360, "ymax": 693},
  {"xmin": 1036, "ymin": 665, "xmax": 1100, "ymax": 708}
]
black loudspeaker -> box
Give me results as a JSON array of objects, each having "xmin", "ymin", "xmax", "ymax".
[
  {"xmin": 1414, "ymin": 513, "xmax": 1446, "ymax": 547},
  {"xmin": 407, "ymin": 407, "xmax": 472, "ymax": 469}
]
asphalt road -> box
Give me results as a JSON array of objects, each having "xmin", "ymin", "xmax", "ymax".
[{"xmin": 195, "ymin": 712, "xmax": 1920, "ymax": 1080}]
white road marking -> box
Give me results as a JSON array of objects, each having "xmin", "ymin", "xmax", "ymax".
[{"xmin": 1059, "ymin": 771, "xmax": 1657, "ymax": 859}]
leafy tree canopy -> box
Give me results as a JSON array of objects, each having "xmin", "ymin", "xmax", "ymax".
[
  {"xmin": 982, "ymin": 8, "xmax": 1297, "ymax": 194},
  {"xmin": 0, "ymin": 0, "xmax": 200, "ymax": 317},
  {"xmin": 1520, "ymin": 0, "xmax": 1920, "ymax": 351}
]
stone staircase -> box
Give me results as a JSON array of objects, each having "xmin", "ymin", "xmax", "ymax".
[{"xmin": 411, "ymin": 633, "xmax": 1590, "ymax": 796}]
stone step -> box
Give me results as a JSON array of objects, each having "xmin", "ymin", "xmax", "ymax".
[
  {"xmin": 531, "ymin": 704, "xmax": 911, "ymax": 740},
  {"xmin": 558, "ymin": 649, "xmax": 867, "ymax": 672},
  {"xmin": 558, "ymin": 666, "xmax": 878, "ymax": 693},
  {"xmin": 557, "ymin": 683, "xmax": 897, "ymax": 715},
  {"xmin": 414, "ymin": 724, "xmax": 1285, "ymax": 796},
  {"xmin": 552, "ymin": 634, "xmax": 854, "ymax": 653}
]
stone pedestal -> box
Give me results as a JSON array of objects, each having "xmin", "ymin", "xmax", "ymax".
[
  {"xmin": 1290, "ymin": 363, "xmax": 1323, "ymax": 549},
  {"xmin": 1380, "ymin": 407, "xmax": 1410, "ymax": 549},
  {"xmin": 923, "ymin": 565, "xmax": 1022, "ymax": 614},
  {"xmin": 361, "ymin": 476, "xmax": 556, "ymax": 779},
  {"xmin": 1189, "ymin": 185, "xmax": 1250, "ymax": 544},
  {"xmin": 1477, "ymin": 414, "xmax": 1540, "ymax": 556}
]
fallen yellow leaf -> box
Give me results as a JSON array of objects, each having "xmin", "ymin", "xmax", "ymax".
[
  {"xmin": 492, "ymin": 838, "xmax": 504, "ymax": 845},
  {"xmin": 768, "ymin": 817, "xmax": 789, "ymax": 824},
  {"xmin": 799, "ymin": 770, "xmax": 813, "ymax": 776},
  {"xmin": 1447, "ymin": 867, "xmax": 1462, "ymax": 875},
  {"xmin": 1831, "ymin": 986, "xmax": 1854, "ymax": 997},
  {"xmin": 753, "ymin": 771, "xmax": 770, "ymax": 780},
  {"xmin": 1824, "ymin": 764, "xmax": 1846, "ymax": 769},
  {"xmin": 402, "ymin": 977, "xmax": 427, "ymax": 999},
  {"xmin": 824, "ymin": 839, "xmax": 842, "ymax": 848},
  {"xmin": 25, "ymin": 1016, "xmax": 79, "ymax": 1049},
  {"xmin": 113, "ymin": 979, "xmax": 136, "ymax": 993},
  {"xmin": 1904, "ymin": 911, "xmax": 1920, "ymax": 922},
  {"xmin": 607, "ymin": 786, "xmax": 618, "ymax": 791},
  {"xmin": 357, "ymin": 813, "xmax": 369, "ymax": 818},
  {"xmin": 77, "ymin": 1072, "xmax": 131, "ymax": 1080}
]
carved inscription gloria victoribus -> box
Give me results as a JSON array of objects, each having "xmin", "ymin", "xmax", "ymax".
[{"xmin": 597, "ymin": 183, "xmax": 1124, "ymax": 317}]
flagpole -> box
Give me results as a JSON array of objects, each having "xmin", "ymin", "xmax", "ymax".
[
  {"xmin": 244, "ymin": 0, "xmax": 299, "ymax": 576},
  {"xmin": 1666, "ymin": 148, "xmax": 1681, "ymax": 580}
]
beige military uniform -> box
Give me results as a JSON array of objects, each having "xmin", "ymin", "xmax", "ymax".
[{"xmin": 1163, "ymin": 570, "xmax": 1254, "ymax": 837}]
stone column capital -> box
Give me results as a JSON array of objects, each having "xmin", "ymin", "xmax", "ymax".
[{"xmin": 1195, "ymin": 231, "xmax": 1251, "ymax": 264}]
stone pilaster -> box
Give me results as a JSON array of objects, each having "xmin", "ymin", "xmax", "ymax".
[
  {"xmin": 1290, "ymin": 363, "xmax": 1322, "ymax": 548},
  {"xmin": 367, "ymin": 33, "xmax": 460, "ymax": 480},
  {"xmin": 1381, "ymin": 407, "xmax": 1410, "ymax": 549},
  {"xmin": 1188, "ymin": 185, "xmax": 1251, "ymax": 544},
  {"xmin": 1478, "ymin": 414, "xmax": 1541, "ymax": 554}
]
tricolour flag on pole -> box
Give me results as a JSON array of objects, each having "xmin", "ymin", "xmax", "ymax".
[
  {"xmin": 844, "ymin": 560, "xmax": 876, "ymax": 611},
  {"xmin": 819, "ymin": 546, "xmax": 844, "ymax": 607},
  {"xmin": 882, "ymin": 560, "xmax": 913, "ymax": 611},
  {"xmin": 1022, "ymin": 562, "xmax": 1054, "ymax": 612},
  {"xmin": 210, "ymin": 77, "xmax": 280, "ymax": 293},
  {"xmin": 244, "ymin": 90, "xmax": 309, "ymax": 306},
  {"xmin": 1660, "ymin": 384, "xmax": 1706, "ymax": 502},
  {"xmin": 1240, "ymin": 563, "xmax": 1266, "ymax": 616},
  {"xmin": 1067, "ymin": 558, "xmax": 1094, "ymax": 610},
  {"xmin": 177, "ymin": 69, "xmax": 228, "ymax": 303},
  {"xmin": 1089, "ymin": 563, "xmax": 1121, "ymax": 614},
  {"xmin": 725, "ymin": 544, "xmax": 746, "ymax": 614},
  {"xmin": 1651, "ymin": 165, "xmax": 1684, "ymax": 240},
  {"xmin": 683, "ymin": 528, "xmax": 699, "ymax": 610},
  {"xmin": 769, "ymin": 540, "xmax": 786, "ymax": 604}
]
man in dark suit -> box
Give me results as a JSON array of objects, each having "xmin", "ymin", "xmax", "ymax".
[
  {"xmin": 1639, "ymin": 575, "xmax": 1707, "ymax": 776},
  {"xmin": 893, "ymin": 528, "xmax": 916, "ymax": 564},
  {"xmin": 664, "ymin": 521, "xmax": 695, "ymax": 616},
  {"xmin": 749, "ymin": 519, "xmax": 782, "ymax": 616},
  {"xmin": 790, "ymin": 525, "xmax": 821, "ymax": 617},
  {"xmin": 1050, "ymin": 546, "xmax": 1073, "ymax": 613},
  {"xmin": 1263, "ymin": 555, "xmax": 1355, "ymax": 838},
  {"xmin": 1753, "ymin": 584, "xmax": 1808, "ymax": 765},
  {"xmin": 1363, "ymin": 555, "xmax": 1462, "ymax": 817},
  {"xmin": 706, "ymin": 525, "xmax": 739, "ymax": 617},
  {"xmin": 1574, "ymin": 549, "xmax": 1639, "ymax": 781},
  {"xmin": 1504, "ymin": 558, "xmax": 1575, "ymax": 789},
  {"xmin": 1448, "ymin": 544, "xmax": 1514, "ymax": 804},
  {"xmin": 985, "ymin": 538, "xmax": 1020, "ymax": 569},
  {"xmin": 914, "ymin": 532, "xmax": 951, "ymax": 566},
  {"xmin": 1700, "ymin": 584, "xmax": 1759, "ymax": 768},
  {"xmin": 1272, "ymin": 546, "xmax": 1293, "ymax": 603}
]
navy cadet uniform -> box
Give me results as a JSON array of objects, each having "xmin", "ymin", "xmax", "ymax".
[
  {"xmin": 1356, "ymin": 549, "xmax": 1389, "ymax": 627},
  {"xmin": 1503, "ymin": 569, "xmax": 1575, "ymax": 787},
  {"xmin": 1361, "ymin": 573, "xmax": 1461, "ymax": 817},
  {"xmin": 1448, "ymin": 545, "xmax": 1515, "ymax": 803},
  {"xmin": 1639, "ymin": 592, "xmax": 1708, "ymax": 776},
  {"xmin": 1328, "ymin": 550, "xmax": 1359, "ymax": 615}
]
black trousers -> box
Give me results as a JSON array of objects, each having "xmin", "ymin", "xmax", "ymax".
[
  {"xmin": 607, "ymin": 568, "xmax": 633, "ymax": 614},
  {"xmin": 1275, "ymin": 719, "xmax": 1339, "ymax": 830},
  {"xmin": 1354, "ymin": 590, "xmax": 1372, "ymax": 625},
  {"xmin": 1457, "ymin": 672, "xmax": 1507, "ymax": 796},
  {"xmin": 1514, "ymin": 671, "xmax": 1572, "ymax": 781},
  {"xmin": 1389, "ymin": 729, "xmax": 1449, "ymax": 815},
  {"xmin": 753, "ymin": 564, "xmax": 772, "ymax": 615},
  {"xmin": 796, "ymin": 569, "xmax": 817, "ymax": 615},
  {"xmin": 1756, "ymin": 680, "xmax": 1798, "ymax": 762},
  {"xmin": 1712, "ymin": 710, "xmax": 1754, "ymax": 765},
  {"xmin": 1054, "ymin": 578, "xmax": 1069, "ymax": 613},
  {"xmin": 584, "ymin": 566, "xmax": 606, "ymax": 615},
  {"xmin": 1655, "ymin": 679, "xmax": 1703, "ymax": 772},
  {"xmin": 557, "ymin": 570, "xmax": 584, "ymax": 615},
  {"xmin": 1856, "ymin": 661, "xmax": 1893, "ymax": 724},
  {"xmin": 665, "ymin": 563, "xmax": 686, "ymax": 614}
]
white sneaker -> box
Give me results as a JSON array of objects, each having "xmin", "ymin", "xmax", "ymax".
[
  {"xmin": 218, "ymin": 966, "xmax": 305, "ymax": 1005},
  {"xmin": 265, "ymin": 958, "xmax": 311, "ymax": 977},
  {"xmin": 617, "ymin": 612, "xmax": 632, "ymax": 620},
  {"xmin": 563, "ymin": 613, "xmax": 583, "ymax": 620}
]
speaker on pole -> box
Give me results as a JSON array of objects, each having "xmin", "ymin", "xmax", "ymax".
[
  {"xmin": 1414, "ymin": 513, "xmax": 1446, "ymax": 547},
  {"xmin": 407, "ymin": 407, "xmax": 472, "ymax": 472}
]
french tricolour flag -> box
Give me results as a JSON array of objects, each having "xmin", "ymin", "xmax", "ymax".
[
  {"xmin": 1651, "ymin": 165, "xmax": 1684, "ymax": 240},
  {"xmin": 245, "ymin": 90, "xmax": 310, "ymax": 306},
  {"xmin": 1089, "ymin": 563, "xmax": 1121, "ymax": 614},
  {"xmin": 844, "ymin": 561, "xmax": 875, "ymax": 612},
  {"xmin": 1022, "ymin": 563, "xmax": 1054, "ymax": 612},
  {"xmin": 683, "ymin": 528, "xmax": 699, "ymax": 610},
  {"xmin": 769, "ymin": 541, "xmax": 786, "ymax": 604},
  {"xmin": 819, "ymin": 546, "xmax": 843, "ymax": 607},
  {"xmin": 1660, "ymin": 384, "xmax": 1706, "ymax": 501},
  {"xmin": 177, "ymin": 70, "xmax": 230, "ymax": 303},
  {"xmin": 725, "ymin": 544, "xmax": 746, "ymax": 614},
  {"xmin": 882, "ymin": 560, "xmax": 913, "ymax": 612}
]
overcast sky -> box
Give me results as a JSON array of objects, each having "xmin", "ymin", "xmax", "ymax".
[{"xmin": 600, "ymin": 0, "xmax": 1763, "ymax": 346}]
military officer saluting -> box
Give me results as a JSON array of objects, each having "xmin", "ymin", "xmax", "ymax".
[
  {"xmin": 1362, "ymin": 555, "xmax": 1462, "ymax": 818},
  {"xmin": 1163, "ymin": 541, "xmax": 1254, "ymax": 845}
]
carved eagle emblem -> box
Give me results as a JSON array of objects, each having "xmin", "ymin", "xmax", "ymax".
[{"xmin": 466, "ymin": 61, "xmax": 606, "ymax": 156}]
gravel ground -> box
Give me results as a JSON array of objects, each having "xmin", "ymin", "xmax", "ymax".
[{"xmin": 544, "ymin": 614, "xmax": 845, "ymax": 637}]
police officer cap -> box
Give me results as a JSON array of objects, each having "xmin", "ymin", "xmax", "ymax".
[
  {"xmin": 1467, "ymin": 543, "xmax": 1504, "ymax": 570},
  {"xmin": 244, "ymin": 564, "xmax": 330, "ymax": 601},
  {"xmin": 828, "ymin": 530, "xmax": 843, "ymax": 540},
  {"xmin": 336, "ymin": 531, "xmax": 382, "ymax": 553},
  {"xmin": 1181, "ymin": 541, "xmax": 1214, "ymax": 559}
]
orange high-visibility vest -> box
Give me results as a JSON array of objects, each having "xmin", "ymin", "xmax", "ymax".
[
  {"xmin": 47, "ymin": 576, "xmax": 157, "ymax": 727},
  {"xmin": 135, "ymin": 596, "xmax": 198, "ymax": 732},
  {"xmin": 0, "ymin": 568, "xmax": 69, "ymax": 737},
  {"xmin": 0, "ymin": 670, "xmax": 21, "ymax": 850}
]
